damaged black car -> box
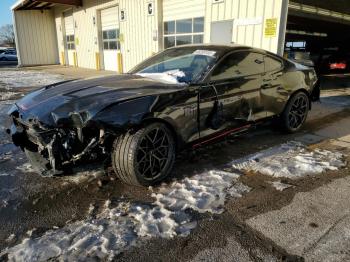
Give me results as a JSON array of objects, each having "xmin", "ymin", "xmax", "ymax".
[{"xmin": 7, "ymin": 44, "xmax": 320, "ymax": 186}]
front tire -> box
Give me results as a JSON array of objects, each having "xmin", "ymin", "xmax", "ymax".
[
  {"xmin": 112, "ymin": 123, "xmax": 176, "ymax": 186},
  {"xmin": 280, "ymin": 92, "xmax": 309, "ymax": 133}
]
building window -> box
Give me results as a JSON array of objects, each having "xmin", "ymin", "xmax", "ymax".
[
  {"xmin": 164, "ymin": 17, "xmax": 204, "ymax": 49},
  {"xmin": 66, "ymin": 35, "xmax": 75, "ymax": 50},
  {"xmin": 103, "ymin": 29, "xmax": 120, "ymax": 50}
]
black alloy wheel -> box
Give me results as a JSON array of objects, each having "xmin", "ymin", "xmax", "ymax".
[
  {"xmin": 288, "ymin": 95, "xmax": 308, "ymax": 129},
  {"xmin": 136, "ymin": 127, "xmax": 172, "ymax": 180},
  {"xmin": 281, "ymin": 92, "xmax": 309, "ymax": 133},
  {"xmin": 112, "ymin": 123, "xmax": 175, "ymax": 186}
]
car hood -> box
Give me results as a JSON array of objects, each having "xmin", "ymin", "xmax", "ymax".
[{"xmin": 14, "ymin": 74, "xmax": 185, "ymax": 127}]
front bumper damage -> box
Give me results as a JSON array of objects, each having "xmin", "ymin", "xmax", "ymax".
[{"xmin": 7, "ymin": 116, "xmax": 109, "ymax": 176}]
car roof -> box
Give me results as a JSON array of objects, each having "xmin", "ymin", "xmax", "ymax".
[
  {"xmin": 166, "ymin": 44, "xmax": 277, "ymax": 58},
  {"xmin": 167, "ymin": 43, "xmax": 248, "ymax": 52}
]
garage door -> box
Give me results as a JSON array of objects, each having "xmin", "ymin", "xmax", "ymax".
[
  {"xmin": 64, "ymin": 10, "xmax": 75, "ymax": 66},
  {"xmin": 286, "ymin": 2, "xmax": 350, "ymax": 75},
  {"xmin": 101, "ymin": 6, "xmax": 120, "ymax": 71}
]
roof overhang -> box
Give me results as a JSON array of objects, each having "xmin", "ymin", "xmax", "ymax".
[
  {"xmin": 12, "ymin": 0, "xmax": 82, "ymax": 11},
  {"xmin": 289, "ymin": 1, "xmax": 350, "ymax": 26},
  {"xmin": 291, "ymin": 0, "xmax": 350, "ymax": 15}
]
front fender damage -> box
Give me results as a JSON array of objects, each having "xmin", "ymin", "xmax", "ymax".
[{"xmin": 7, "ymin": 96, "xmax": 158, "ymax": 176}]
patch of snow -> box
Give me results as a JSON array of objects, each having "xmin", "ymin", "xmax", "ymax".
[
  {"xmin": 227, "ymin": 182, "xmax": 252, "ymax": 198},
  {"xmin": 3, "ymin": 169, "xmax": 249, "ymax": 261},
  {"xmin": 0, "ymin": 100, "xmax": 12, "ymax": 114},
  {"xmin": 62, "ymin": 169, "xmax": 104, "ymax": 184},
  {"xmin": 0, "ymin": 70, "xmax": 65, "ymax": 89},
  {"xmin": 0, "ymin": 173, "xmax": 13, "ymax": 177},
  {"xmin": 271, "ymin": 181, "xmax": 293, "ymax": 191},
  {"xmin": 1, "ymin": 200, "xmax": 8, "ymax": 208},
  {"xmin": 154, "ymin": 170, "xmax": 247, "ymax": 214},
  {"xmin": 231, "ymin": 141, "xmax": 345, "ymax": 179},
  {"xmin": 6, "ymin": 234, "xmax": 15, "ymax": 243},
  {"xmin": 137, "ymin": 69, "xmax": 187, "ymax": 85},
  {"xmin": 0, "ymin": 91, "xmax": 20, "ymax": 101},
  {"xmin": 16, "ymin": 163, "xmax": 35, "ymax": 173},
  {"xmin": 87, "ymin": 203, "xmax": 95, "ymax": 216}
]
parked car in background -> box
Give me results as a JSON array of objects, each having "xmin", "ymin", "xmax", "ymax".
[
  {"xmin": 318, "ymin": 52, "xmax": 350, "ymax": 75},
  {"xmin": 0, "ymin": 49, "xmax": 18, "ymax": 61},
  {"xmin": 8, "ymin": 44, "xmax": 319, "ymax": 186}
]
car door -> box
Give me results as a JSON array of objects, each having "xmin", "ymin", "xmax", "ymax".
[
  {"xmin": 260, "ymin": 55, "xmax": 286, "ymax": 117},
  {"xmin": 4, "ymin": 51, "xmax": 16, "ymax": 61},
  {"xmin": 198, "ymin": 50, "xmax": 266, "ymax": 139}
]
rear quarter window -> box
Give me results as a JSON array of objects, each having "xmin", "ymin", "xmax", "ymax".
[
  {"xmin": 210, "ymin": 51, "xmax": 265, "ymax": 81},
  {"xmin": 264, "ymin": 56, "xmax": 283, "ymax": 72}
]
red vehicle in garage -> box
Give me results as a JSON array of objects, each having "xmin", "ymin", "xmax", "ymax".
[{"xmin": 319, "ymin": 53, "xmax": 350, "ymax": 75}]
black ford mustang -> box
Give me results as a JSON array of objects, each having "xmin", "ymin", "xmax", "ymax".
[{"xmin": 7, "ymin": 45, "xmax": 319, "ymax": 186}]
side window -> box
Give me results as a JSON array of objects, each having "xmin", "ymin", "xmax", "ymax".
[
  {"xmin": 140, "ymin": 54, "xmax": 194, "ymax": 73},
  {"xmin": 264, "ymin": 56, "xmax": 283, "ymax": 72},
  {"xmin": 210, "ymin": 51, "xmax": 264, "ymax": 81}
]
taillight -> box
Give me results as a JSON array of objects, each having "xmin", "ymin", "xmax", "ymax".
[{"xmin": 330, "ymin": 62, "xmax": 347, "ymax": 70}]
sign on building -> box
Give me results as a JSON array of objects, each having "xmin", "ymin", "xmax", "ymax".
[{"xmin": 264, "ymin": 18, "xmax": 278, "ymax": 37}]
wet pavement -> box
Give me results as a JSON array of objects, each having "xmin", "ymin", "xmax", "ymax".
[{"xmin": 0, "ymin": 70, "xmax": 350, "ymax": 261}]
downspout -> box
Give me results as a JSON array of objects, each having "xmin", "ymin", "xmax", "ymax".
[
  {"xmin": 277, "ymin": 0, "xmax": 289, "ymax": 56},
  {"xmin": 156, "ymin": 0, "xmax": 163, "ymax": 51},
  {"xmin": 12, "ymin": 10, "xmax": 22, "ymax": 67}
]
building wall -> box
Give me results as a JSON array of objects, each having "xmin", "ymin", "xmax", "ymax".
[
  {"xmin": 14, "ymin": 10, "xmax": 59, "ymax": 66},
  {"xmin": 161, "ymin": 0, "xmax": 285, "ymax": 54},
  {"xmin": 163, "ymin": 0, "xmax": 206, "ymax": 21},
  {"xmin": 53, "ymin": 0, "xmax": 160, "ymax": 72},
  {"xmin": 13, "ymin": 0, "xmax": 287, "ymax": 70},
  {"xmin": 205, "ymin": 0, "xmax": 285, "ymax": 54},
  {"xmin": 118, "ymin": 0, "xmax": 160, "ymax": 71}
]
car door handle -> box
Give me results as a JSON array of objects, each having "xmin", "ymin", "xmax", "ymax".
[
  {"xmin": 274, "ymin": 72, "xmax": 283, "ymax": 78},
  {"xmin": 261, "ymin": 83, "xmax": 272, "ymax": 89}
]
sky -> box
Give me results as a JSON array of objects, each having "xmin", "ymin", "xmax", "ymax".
[{"xmin": 0, "ymin": 0, "xmax": 16, "ymax": 27}]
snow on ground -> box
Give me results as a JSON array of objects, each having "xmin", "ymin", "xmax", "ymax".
[
  {"xmin": 2, "ymin": 169, "xmax": 248, "ymax": 261},
  {"xmin": 0, "ymin": 92, "xmax": 21, "ymax": 101},
  {"xmin": 0, "ymin": 100, "xmax": 12, "ymax": 113},
  {"xmin": 2, "ymin": 140, "xmax": 346, "ymax": 260},
  {"xmin": 16, "ymin": 163, "xmax": 35, "ymax": 173},
  {"xmin": 270, "ymin": 181, "xmax": 293, "ymax": 191},
  {"xmin": 0, "ymin": 173, "xmax": 13, "ymax": 177},
  {"xmin": 0, "ymin": 70, "xmax": 65, "ymax": 89},
  {"xmin": 154, "ymin": 170, "xmax": 249, "ymax": 214},
  {"xmin": 231, "ymin": 141, "xmax": 346, "ymax": 179}
]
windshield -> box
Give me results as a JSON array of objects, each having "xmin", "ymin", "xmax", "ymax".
[{"xmin": 130, "ymin": 47, "xmax": 218, "ymax": 84}]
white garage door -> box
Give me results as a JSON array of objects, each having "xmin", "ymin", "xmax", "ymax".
[
  {"xmin": 101, "ymin": 6, "xmax": 120, "ymax": 72},
  {"xmin": 64, "ymin": 10, "xmax": 75, "ymax": 66}
]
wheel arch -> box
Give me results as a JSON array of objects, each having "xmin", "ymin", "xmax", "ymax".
[
  {"xmin": 287, "ymin": 88, "xmax": 311, "ymax": 110},
  {"xmin": 140, "ymin": 117, "xmax": 185, "ymax": 151}
]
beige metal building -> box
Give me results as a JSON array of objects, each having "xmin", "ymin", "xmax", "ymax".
[
  {"xmin": 11, "ymin": 0, "xmax": 288, "ymax": 72},
  {"xmin": 12, "ymin": 0, "xmax": 350, "ymax": 73}
]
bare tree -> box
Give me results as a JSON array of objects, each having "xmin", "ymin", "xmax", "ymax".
[{"xmin": 0, "ymin": 24, "xmax": 15, "ymax": 47}]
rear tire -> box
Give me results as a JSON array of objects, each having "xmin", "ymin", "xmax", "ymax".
[
  {"xmin": 112, "ymin": 123, "xmax": 176, "ymax": 186},
  {"xmin": 280, "ymin": 91, "xmax": 309, "ymax": 133}
]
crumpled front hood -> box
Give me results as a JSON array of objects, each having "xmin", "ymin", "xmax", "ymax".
[{"xmin": 15, "ymin": 74, "xmax": 184, "ymax": 127}]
